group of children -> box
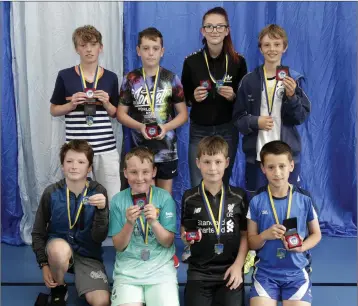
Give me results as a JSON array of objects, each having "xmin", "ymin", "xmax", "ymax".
[{"xmin": 31, "ymin": 6, "xmax": 321, "ymax": 306}]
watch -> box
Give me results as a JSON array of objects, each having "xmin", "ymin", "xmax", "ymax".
[{"xmin": 39, "ymin": 262, "xmax": 49, "ymax": 269}]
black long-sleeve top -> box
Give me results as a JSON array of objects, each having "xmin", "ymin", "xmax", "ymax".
[{"xmin": 181, "ymin": 45, "xmax": 247, "ymax": 126}]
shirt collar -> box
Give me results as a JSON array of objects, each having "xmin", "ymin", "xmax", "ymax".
[{"xmin": 204, "ymin": 44, "xmax": 226, "ymax": 62}]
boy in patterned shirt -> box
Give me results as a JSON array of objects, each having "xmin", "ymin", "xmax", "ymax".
[{"xmin": 117, "ymin": 27, "xmax": 188, "ymax": 195}]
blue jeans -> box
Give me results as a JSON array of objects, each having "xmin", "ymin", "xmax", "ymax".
[
  {"xmin": 188, "ymin": 122, "xmax": 238, "ymax": 187},
  {"xmin": 245, "ymin": 161, "xmax": 301, "ymax": 198}
]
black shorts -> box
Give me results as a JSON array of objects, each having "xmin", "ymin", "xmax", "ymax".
[
  {"xmin": 155, "ymin": 159, "xmax": 178, "ymax": 180},
  {"xmin": 184, "ymin": 280, "xmax": 244, "ymax": 306}
]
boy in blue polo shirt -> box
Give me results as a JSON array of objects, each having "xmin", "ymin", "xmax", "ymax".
[{"xmin": 247, "ymin": 140, "xmax": 321, "ymax": 306}]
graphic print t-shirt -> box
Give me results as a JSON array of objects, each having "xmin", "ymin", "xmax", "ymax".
[{"xmin": 119, "ymin": 67, "xmax": 184, "ymax": 163}]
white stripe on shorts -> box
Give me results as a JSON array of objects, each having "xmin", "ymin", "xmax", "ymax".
[
  {"xmin": 253, "ymin": 262, "xmax": 271, "ymax": 298},
  {"xmin": 289, "ymin": 268, "xmax": 310, "ymax": 300}
]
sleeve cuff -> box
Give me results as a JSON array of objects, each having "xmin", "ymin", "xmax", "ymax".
[{"xmin": 248, "ymin": 115, "xmax": 259, "ymax": 130}]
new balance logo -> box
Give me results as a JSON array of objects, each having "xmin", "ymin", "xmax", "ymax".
[
  {"xmin": 193, "ymin": 207, "xmax": 202, "ymax": 214},
  {"xmin": 261, "ymin": 210, "xmax": 269, "ymax": 215}
]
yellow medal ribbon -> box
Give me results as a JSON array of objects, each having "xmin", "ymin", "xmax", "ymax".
[
  {"xmin": 200, "ymin": 181, "xmax": 225, "ymax": 239},
  {"xmin": 137, "ymin": 187, "xmax": 153, "ymax": 244},
  {"xmin": 67, "ymin": 182, "xmax": 89, "ymax": 230},
  {"xmin": 263, "ymin": 66, "xmax": 278, "ymax": 114},
  {"xmin": 79, "ymin": 64, "xmax": 100, "ymax": 90},
  {"xmin": 142, "ymin": 67, "xmax": 160, "ymax": 116},
  {"xmin": 203, "ymin": 50, "xmax": 228, "ymax": 84},
  {"xmin": 267, "ymin": 184, "xmax": 293, "ymax": 224}
]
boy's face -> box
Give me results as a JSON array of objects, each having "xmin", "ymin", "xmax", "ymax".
[
  {"xmin": 124, "ymin": 156, "xmax": 157, "ymax": 194},
  {"xmin": 62, "ymin": 150, "xmax": 91, "ymax": 183},
  {"xmin": 196, "ymin": 153, "xmax": 229, "ymax": 185},
  {"xmin": 259, "ymin": 34, "xmax": 287, "ymax": 65},
  {"xmin": 136, "ymin": 37, "xmax": 164, "ymax": 69},
  {"xmin": 201, "ymin": 13, "xmax": 229, "ymax": 47},
  {"xmin": 75, "ymin": 38, "xmax": 103, "ymax": 65},
  {"xmin": 261, "ymin": 154, "xmax": 294, "ymax": 189}
]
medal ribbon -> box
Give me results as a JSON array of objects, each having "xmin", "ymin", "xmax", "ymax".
[
  {"xmin": 200, "ymin": 181, "xmax": 225, "ymax": 241},
  {"xmin": 203, "ymin": 50, "xmax": 228, "ymax": 84},
  {"xmin": 136, "ymin": 187, "xmax": 153, "ymax": 244},
  {"xmin": 263, "ymin": 67, "xmax": 278, "ymax": 115},
  {"xmin": 67, "ymin": 182, "xmax": 89, "ymax": 230},
  {"xmin": 267, "ymin": 184, "xmax": 293, "ymax": 225},
  {"xmin": 79, "ymin": 64, "xmax": 100, "ymax": 91},
  {"xmin": 142, "ymin": 67, "xmax": 160, "ymax": 116}
]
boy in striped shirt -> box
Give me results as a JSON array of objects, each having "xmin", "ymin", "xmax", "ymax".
[{"xmin": 50, "ymin": 25, "xmax": 121, "ymax": 202}]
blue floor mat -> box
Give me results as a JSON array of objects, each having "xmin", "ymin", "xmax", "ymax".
[
  {"xmin": 2, "ymin": 236, "xmax": 356, "ymax": 285},
  {"xmin": 1, "ymin": 285, "xmax": 356, "ymax": 306}
]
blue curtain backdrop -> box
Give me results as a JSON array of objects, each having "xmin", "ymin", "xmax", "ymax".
[
  {"xmin": 1, "ymin": 2, "xmax": 24, "ymax": 245},
  {"xmin": 123, "ymin": 1, "xmax": 357, "ymax": 237},
  {"xmin": 1, "ymin": 2, "xmax": 356, "ymax": 244}
]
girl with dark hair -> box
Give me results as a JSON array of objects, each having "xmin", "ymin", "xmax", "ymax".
[{"xmin": 181, "ymin": 6, "xmax": 247, "ymax": 188}]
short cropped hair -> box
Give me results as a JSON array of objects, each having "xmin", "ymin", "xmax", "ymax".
[
  {"xmin": 260, "ymin": 141, "xmax": 293, "ymax": 165},
  {"xmin": 72, "ymin": 25, "xmax": 103, "ymax": 47},
  {"xmin": 137, "ymin": 27, "xmax": 163, "ymax": 47},
  {"xmin": 124, "ymin": 147, "xmax": 155, "ymax": 169},
  {"xmin": 60, "ymin": 140, "xmax": 94, "ymax": 167},
  {"xmin": 197, "ymin": 136, "xmax": 229, "ymax": 159},
  {"xmin": 258, "ymin": 24, "xmax": 288, "ymax": 49}
]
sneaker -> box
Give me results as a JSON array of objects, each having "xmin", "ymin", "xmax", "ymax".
[
  {"xmin": 181, "ymin": 245, "xmax": 191, "ymax": 263},
  {"xmin": 49, "ymin": 284, "xmax": 68, "ymax": 305},
  {"xmin": 173, "ymin": 254, "xmax": 180, "ymax": 268}
]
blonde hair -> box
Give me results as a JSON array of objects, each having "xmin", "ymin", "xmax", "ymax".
[
  {"xmin": 258, "ymin": 24, "xmax": 288, "ymax": 49},
  {"xmin": 124, "ymin": 147, "xmax": 155, "ymax": 169},
  {"xmin": 197, "ymin": 136, "xmax": 229, "ymax": 159}
]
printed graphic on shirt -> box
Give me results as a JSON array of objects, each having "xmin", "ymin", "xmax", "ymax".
[
  {"xmin": 197, "ymin": 218, "xmax": 236, "ymax": 234},
  {"xmin": 120, "ymin": 67, "xmax": 184, "ymax": 162}
]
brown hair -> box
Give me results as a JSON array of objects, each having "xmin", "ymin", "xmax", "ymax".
[
  {"xmin": 202, "ymin": 7, "xmax": 240, "ymax": 63},
  {"xmin": 197, "ymin": 136, "xmax": 229, "ymax": 159},
  {"xmin": 137, "ymin": 27, "xmax": 163, "ymax": 47},
  {"xmin": 260, "ymin": 141, "xmax": 293, "ymax": 165},
  {"xmin": 60, "ymin": 140, "xmax": 94, "ymax": 167},
  {"xmin": 72, "ymin": 25, "xmax": 103, "ymax": 47},
  {"xmin": 258, "ymin": 24, "xmax": 288, "ymax": 49},
  {"xmin": 124, "ymin": 147, "xmax": 155, "ymax": 169}
]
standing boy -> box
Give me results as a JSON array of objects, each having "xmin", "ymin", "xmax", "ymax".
[
  {"xmin": 233, "ymin": 24, "xmax": 311, "ymax": 195},
  {"xmin": 50, "ymin": 25, "xmax": 121, "ymax": 202},
  {"xmin": 181, "ymin": 136, "xmax": 248, "ymax": 306},
  {"xmin": 117, "ymin": 27, "xmax": 188, "ymax": 194},
  {"xmin": 247, "ymin": 140, "xmax": 321, "ymax": 306}
]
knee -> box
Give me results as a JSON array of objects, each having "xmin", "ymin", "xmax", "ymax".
[
  {"xmin": 86, "ymin": 291, "xmax": 110, "ymax": 306},
  {"xmin": 46, "ymin": 239, "xmax": 72, "ymax": 265}
]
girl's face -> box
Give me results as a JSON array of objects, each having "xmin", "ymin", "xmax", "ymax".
[{"xmin": 201, "ymin": 13, "xmax": 229, "ymax": 48}]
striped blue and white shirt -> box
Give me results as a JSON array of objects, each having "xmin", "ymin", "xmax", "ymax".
[{"xmin": 51, "ymin": 66, "xmax": 119, "ymax": 155}]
